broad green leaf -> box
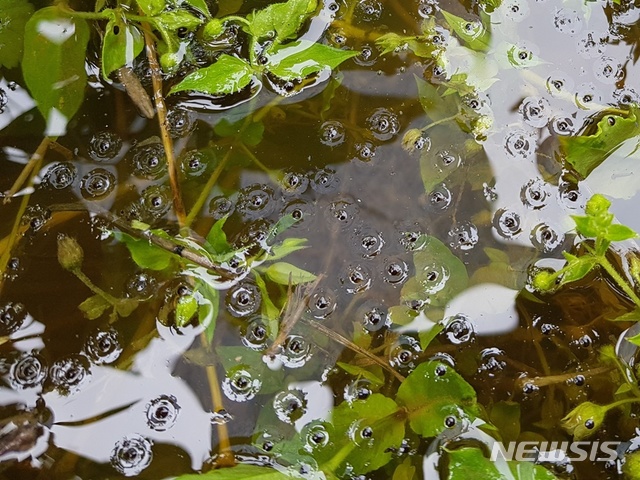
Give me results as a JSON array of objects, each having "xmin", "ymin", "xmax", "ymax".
[
  {"xmin": 560, "ymin": 106, "xmax": 640, "ymax": 179},
  {"xmin": 337, "ymin": 362, "xmax": 384, "ymax": 386},
  {"xmin": 561, "ymin": 401, "xmax": 607, "ymax": 440},
  {"xmin": 269, "ymin": 238, "xmax": 309, "ymax": 261},
  {"xmin": 509, "ymin": 461, "xmax": 559, "ymax": 479},
  {"xmin": 197, "ymin": 280, "xmax": 219, "ymax": 345},
  {"xmin": 175, "ymin": 464, "xmax": 296, "ymax": 480},
  {"xmin": 253, "ymin": 271, "xmax": 280, "ymax": 338},
  {"xmin": 248, "ymin": 0, "xmax": 317, "ymax": 42},
  {"xmin": 392, "ymin": 459, "xmax": 416, "ymax": 480},
  {"xmin": 22, "ymin": 7, "xmax": 90, "ymax": 135},
  {"xmin": 418, "ymin": 321, "xmax": 444, "ymax": 350},
  {"xmin": 136, "ymin": 0, "xmax": 165, "ymax": 16},
  {"xmin": 114, "ymin": 298, "xmax": 139, "ymax": 317},
  {"xmin": 403, "ymin": 235, "xmax": 468, "ymax": 307},
  {"xmin": 605, "ymin": 224, "xmax": 637, "ymax": 241},
  {"xmin": 153, "ymin": 10, "xmax": 203, "ymax": 32},
  {"xmin": 558, "ymin": 253, "xmax": 596, "ymax": 286},
  {"xmin": 78, "ymin": 294, "xmax": 111, "ymax": 320},
  {"xmin": 0, "ymin": 0, "xmax": 34, "ymax": 68},
  {"xmin": 183, "ymin": 0, "xmax": 211, "ymax": 18},
  {"xmin": 610, "ymin": 308, "xmax": 640, "ymax": 322},
  {"xmin": 397, "ymin": 361, "xmax": 480, "ymax": 438},
  {"xmin": 175, "ymin": 293, "xmax": 198, "ymax": 327},
  {"xmin": 101, "ymin": 17, "xmax": 144, "ymax": 80},
  {"xmin": 323, "ymin": 394, "xmax": 404, "ymax": 473},
  {"xmin": 267, "ymin": 214, "xmax": 298, "ymax": 243},
  {"xmin": 205, "ymin": 216, "xmax": 232, "ymax": 256},
  {"xmin": 415, "ymin": 75, "xmax": 459, "ymax": 122},
  {"xmin": 446, "ymin": 447, "xmax": 505, "ymax": 480},
  {"xmin": 441, "ymin": 11, "xmax": 491, "ymax": 52},
  {"xmin": 267, "ymin": 41, "xmax": 358, "ymax": 81},
  {"xmin": 112, "ymin": 231, "xmax": 175, "ymax": 270},
  {"xmin": 170, "ymin": 54, "xmax": 253, "ymax": 95},
  {"xmin": 265, "ymin": 262, "xmax": 316, "ymax": 285}
]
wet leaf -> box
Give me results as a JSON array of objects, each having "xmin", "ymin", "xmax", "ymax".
[
  {"xmin": 265, "ymin": 262, "xmax": 316, "ymax": 285},
  {"xmin": 136, "ymin": 0, "xmax": 165, "ymax": 16},
  {"xmin": 267, "ymin": 41, "xmax": 358, "ymax": 81},
  {"xmin": 197, "ymin": 280, "xmax": 219, "ymax": 344},
  {"xmin": 78, "ymin": 294, "xmax": 111, "ymax": 320},
  {"xmin": 560, "ymin": 106, "xmax": 640, "ymax": 179},
  {"xmin": 324, "ymin": 394, "xmax": 404, "ymax": 473},
  {"xmin": 397, "ymin": 361, "xmax": 479, "ymax": 438},
  {"xmin": 170, "ymin": 54, "xmax": 253, "ymax": 95},
  {"xmin": 0, "ymin": 0, "xmax": 34, "ymax": 68},
  {"xmin": 248, "ymin": 0, "xmax": 317, "ymax": 43},
  {"xmin": 415, "ymin": 75, "xmax": 459, "ymax": 122},
  {"xmin": 337, "ymin": 362, "xmax": 384, "ymax": 386},
  {"xmin": 175, "ymin": 464, "xmax": 296, "ymax": 479},
  {"xmin": 205, "ymin": 216, "xmax": 232, "ymax": 256},
  {"xmin": 610, "ymin": 308, "xmax": 640, "ymax": 322},
  {"xmin": 269, "ymin": 238, "xmax": 309, "ymax": 261},
  {"xmin": 112, "ymin": 231, "xmax": 175, "ymax": 270},
  {"xmin": 183, "ymin": 0, "xmax": 211, "ymax": 18},
  {"xmin": 22, "ymin": 6, "xmax": 90, "ymax": 135},
  {"xmin": 114, "ymin": 298, "xmax": 139, "ymax": 317},
  {"xmin": 175, "ymin": 293, "xmax": 198, "ymax": 327},
  {"xmin": 446, "ymin": 447, "xmax": 558, "ymax": 479},
  {"xmin": 561, "ymin": 401, "xmax": 607, "ymax": 440},
  {"xmin": 101, "ymin": 17, "xmax": 144, "ymax": 80},
  {"xmin": 153, "ymin": 10, "xmax": 203, "ymax": 32},
  {"xmin": 253, "ymin": 271, "xmax": 280, "ymax": 338},
  {"xmin": 392, "ymin": 459, "xmax": 416, "ymax": 480},
  {"xmin": 623, "ymin": 450, "xmax": 640, "ymax": 479},
  {"xmin": 558, "ymin": 253, "xmax": 597, "ymax": 285},
  {"xmin": 441, "ymin": 11, "xmax": 491, "ymax": 52}
]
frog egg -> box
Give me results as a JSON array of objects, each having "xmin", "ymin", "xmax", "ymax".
[
  {"xmin": 273, "ymin": 389, "xmax": 307, "ymax": 424},
  {"xmin": 88, "ymin": 131, "xmax": 123, "ymax": 162},
  {"xmin": 110, "ymin": 435, "xmax": 153, "ymax": 476},
  {"xmin": 84, "ymin": 328, "xmax": 122, "ymax": 365},
  {"xmin": 226, "ymin": 282, "xmax": 261, "ymax": 318},
  {"xmin": 43, "ymin": 162, "xmax": 77, "ymax": 190},
  {"xmin": 9, "ymin": 352, "xmax": 47, "ymax": 389},
  {"xmin": 145, "ymin": 394, "xmax": 180, "ymax": 431},
  {"xmin": 80, "ymin": 168, "xmax": 116, "ymax": 199},
  {"xmin": 222, "ymin": 367, "xmax": 261, "ymax": 402}
]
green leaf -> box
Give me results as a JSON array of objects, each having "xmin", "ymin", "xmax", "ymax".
[
  {"xmin": 136, "ymin": 0, "xmax": 165, "ymax": 16},
  {"xmin": 267, "ymin": 214, "xmax": 299, "ymax": 243},
  {"xmin": 441, "ymin": 11, "xmax": 491, "ymax": 52},
  {"xmin": 571, "ymin": 215, "xmax": 601, "ymax": 238},
  {"xmin": 175, "ymin": 293, "xmax": 198, "ymax": 327},
  {"xmin": 253, "ymin": 271, "xmax": 280, "ymax": 339},
  {"xmin": 264, "ymin": 262, "xmax": 316, "ymax": 285},
  {"xmin": 22, "ymin": 7, "xmax": 90, "ymax": 136},
  {"xmin": 267, "ymin": 41, "xmax": 358, "ymax": 81},
  {"xmin": 325, "ymin": 394, "xmax": 404, "ymax": 473},
  {"xmin": 183, "ymin": 0, "xmax": 211, "ymax": 18},
  {"xmin": 397, "ymin": 361, "xmax": 479, "ymax": 438},
  {"xmin": 489, "ymin": 401, "xmax": 520, "ymax": 444},
  {"xmin": 170, "ymin": 54, "xmax": 253, "ymax": 95},
  {"xmin": 446, "ymin": 447, "xmax": 505, "ymax": 480},
  {"xmin": 605, "ymin": 224, "xmax": 637, "ymax": 242},
  {"xmin": 418, "ymin": 321, "xmax": 444, "ymax": 350},
  {"xmin": 0, "ymin": 0, "xmax": 34, "ymax": 68},
  {"xmin": 415, "ymin": 75, "xmax": 459, "ymax": 122},
  {"xmin": 337, "ymin": 362, "xmax": 384, "ymax": 386},
  {"xmin": 560, "ymin": 106, "xmax": 640, "ymax": 179},
  {"xmin": 561, "ymin": 401, "xmax": 608, "ymax": 440},
  {"xmin": 101, "ymin": 17, "xmax": 144, "ymax": 80},
  {"xmin": 623, "ymin": 451, "xmax": 640, "ymax": 479},
  {"xmin": 610, "ymin": 308, "xmax": 640, "ymax": 322},
  {"xmin": 392, "ymin": 459, "xmax": 416, "ymax": 480},
  {"xmin": 269, "ymin": 238, "xmax": 309, "ymax": 261},
  {"xmin": 114, "ymin": 298, "xmax": 139, "ymax": 317},
  {"xmin": 205, "ymin": 216, "xmax": 232, "ymax": 256},
  {"xmin": 248, "ymin": 0, "xmax": 317, "ymax": 42},
  {"xmin": 175, "ymin": 464, "xmax": 296, "ymax": 480},
  {"xmin": 112, "ymin": 231, "xmax": 175, "ymax": 270},
  {"xmin": 558, "ymin": 253, "xmax": 596, "ymax": 285},
  {"xmin": 153, "ymin": 9, "xmax": 203, "ymax": 32},
  {"xmin": 197, "ymin": 280, "xmax": 219, "ymax": 345},
  {"xmin": 78, "ymin": 294, "xmax": 111, "ymax": 320}
]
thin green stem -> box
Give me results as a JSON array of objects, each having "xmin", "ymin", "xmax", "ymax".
[
  {"xmin": 421, "ymin": 114, "xmax": 459, "ymax": 133},
  {"xmin": 58, "ymin": 5, "xmax": 111, "ymax": 20},
  {"xmin": 71, "ymin": 269, "xmax": 121, "ymax": 306},
  {"xmin": 606, "ymin": 396, "xmax": 640, "ymax": 412},
  {"xmin": 598, "ymin": 255, "xmax": 640, "ymax": 308},
  {"xmin": 184, "ymin": 150, "xmax": 231, "ymax": 228}
]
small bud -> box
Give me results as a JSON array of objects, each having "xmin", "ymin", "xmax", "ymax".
[
  {"xmin": 160, "ymin": 52, "xmax": 181, "ymax": 74},
  {"xmin": 203, "ymin": 19, "xmax": 224, "ymax": 41},
  {"xmin": 57, "ymin": 235, "xmax": 84, "ymax": 271}
]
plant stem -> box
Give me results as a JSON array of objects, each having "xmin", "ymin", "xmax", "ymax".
[
  {"xmin": 598, "ymin": 255, "xmax": 640, "ymax": 308},
  {"xmin": 184, "ymin": 150, "xmax": 231, "ymax": 229},
  {"xmin": 421, "ymin": 114, "xmax": 459, "ymax": 133},
  {"xmin": 3, "ymin": 137, "xmax": 51, "ymax": 204},
  {"xmin": 71, "ymin": 268, "xmax": 121, "ymax": 306}
]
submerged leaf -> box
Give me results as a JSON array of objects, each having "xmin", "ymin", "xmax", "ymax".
[
  {"xmin": 170, "ymin": 54, "xmax": 253, "ymax": 95},
  {"xmin": 265, "ymin": 262, "xmax": 316, "ymax": 285},
  {"xmin": 0, "ymin": 0, "xmax": 34, "ymax": 68},
  {"xmin": 112, "ymin": 231, "xmax": 175, "ymax": 270},
  {"xmin": 560, "ymin": 106, "xmax": 640, "ymax": 179},
  {"xmin": 561, "ymin": 401, "xmax": 608, "ymax": 440},
  {"xmin": 101, "ymin": 17, "xmax": 144, "ymax": 80},
  {"xmin": 22, "ymin": 6, "xmax": 90, "ymax": 135},
  {"xmin": 441, "ymin": 10, "xmax": 491, "ymax": 52},
  {"xmin": 248, "ymin": 0, "xmax": 317, "ymax": 42},
  {"xmin": 175, "ymin": 464, "xmax": 296, "ymax": 479},
  {"xmin": 397, "ymin": 361, "xmax": 479, "ymax": 438},
  {"xmin": 78, "ymin": 295, "xmax": 111, "ymax": 320},
  {"xmin": 267, "ymin": 41, "xmax": 358, "ymax": 81}
]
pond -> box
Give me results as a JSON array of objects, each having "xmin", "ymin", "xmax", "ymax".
[{"xmin": 2, "ymin": 0, "xmax": 640, "ymax": 478}]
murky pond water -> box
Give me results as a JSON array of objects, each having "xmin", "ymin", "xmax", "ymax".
[{"xmin": 3, "ymin": 0, "xmax": 640, "ymax": 478}]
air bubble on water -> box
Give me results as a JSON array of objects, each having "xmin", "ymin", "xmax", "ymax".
[
  {"xmin": 448, "ymin": 222, "xmax": 479, "ymax": 250},
  {"xmin": 546, "ymin": 72, "xmax": 573, "ymax": 97},
  {"xmin": 9, "ymin": 352, "xmax": 47, "ymax": 389},
  {"xmin": 311, "ymin": 168, "xmax": 340, "ymax": 193},
  {"xmin": 549, "ymin": 116, "xmax": 575, "ymax": 136},
  {"xmin": 493, "ymin": 208, "xmax": 522, "ymax": 239},
  {"xmin": 180, "ymin": 150, "xmax": 208, "ymax": 177},
  {"xmin": 0, "ymin": 88, "xmax": 7, "ymax": 113},
  {"xmin": 575, "ymin": 83, "xmax": 601, "ymax": 109},
  {"xmin": 614, "ymin": 88, "xmax": 640, "ymax": 106},
  {"xmin": 307, "ymin": 288, "xmax": 337, "ymax": 319},
  {"xmin": 361, "ymin": 304, "xmax": 389, "ymax": 332},
  {"xmin": 558, "ymin": 182, "xmax": 583, "ymax": 210},
  {"xmin": 382, "ymin": 257, "xmax": 409, "ymax": 286},
  {"xmin": 281, "ymin": 171, "xmax": 309, "ymax": 195},
  {"xmin": 302, "ymin": 422, "xmax": 331, "ymax": 453},
  {"xmin": 84, "ymin": 328, "xmax": 122, "ymax": 364},
  {"xmin": 443, "ymin": 314, "xmax": 475, "ymax": 345},
  {"xmin": 22, "ymin": 205, "xmax": 50, "ymax": 232},
  {"xmin": 140, "ymin": 185, "xmax": 172, "ymax": 219},
  {"xmin": 88, "ymin": 131, "xmax": 123, "ymax": 162},
  {"xmin": 418, "ymin": 0, "xmax": 437, "ymax": 17},
  {"xmin": 273, "ymin": 389, "xmax": 307, "ymax": 424},
  {"xmin": 389, "ymin": 335, "xmax": 421, "ymax": 370},
  {"xmin": 356, "ymin": 0, "xmax": 382, "ymax": 21},
  {"xmin": 126, "ymin": 272, "xmax": 156, "ymax": 299},
  {"xmin": 507, "ymin": 44, "xmax": 535, "ymax": 68},
  {"xmin": 236, "ymin": 184, "xmax": 276, "ymax": 220},
  {"xmin": 280, "ymin": 335, "xmax": 313, "ymax": 368},
  {"xmin": 553, "ymin": 8, "xmax": 582, "ymax": 35},
  {"xmin": 530, "ymin": 223, "xmax": 564, "ymax": 253},
  {"xmin": 166, "ymin": 108, "xmax": 195, "ymax": 137},
  {"xmin": 426, "ymin": 184, "xmax": 452, "ymax": 212},
  {"xmin": 340, "ymin": 264, "xmax": 373, "ymax": 294},
  {"xmin": 49, "ymin": 354, "xmax": 90, "ymax": 395},
  {"xmin": 479, "ymin": 347, "xmax": 507, "ymax": 376},
  {"xmin": 320, "ymin": 120, "xmax": 346, "ymax": 147},
  {"xmin": 327, "ymin": 198, "xmax": 358, "ymax": 227},
  {"xmin": 504, "ymin": 130, "xmax": 535, "ymax": 158},
  {"xmin": 521, "ymin": 178, "xmax": 550, "ymax": 209},
  {"xmin": 43, "ymin": 162, "xmax": 77, "ymax": 190},
  {"xmin": 145, "ymin": 394, "xmax": 180, "ymax": 431},
  {"xmin": 241, "ymin": 317, "xmax": 269, "ymax": 350},
  {"xmin": 366, "ymin": 108, "xmax": 400, "ymax": 141},
  {"xmin": 110, "ymin": 434, "xmax": 153, "ymax": 476},
  {"xmin": 0, "ymin": 302, "xmax": 27, "ymax": 336},
  {"xmin": 519, "ymin": 97, "xmax": 551, "ymax": 128},
  {"xmin": 226, "ymin": 282, "xmax": 261, "ymax": 317},
  {"xmin": 209, "ymin": 195, "xmax": 235, "ymax": 219},
  {"xmin": 501, "ymin": 0, "xmax": 529, "ymax": 21},
  {"xmin": 222, "ymin": 367, "xmax": 262, "ymax": 402},
  {"xmin": 131, "ymin": 143, "xmax": 166, "ymax": 179},
  {"xmin": 344, "ymin": 378, "xmax": 373, "ymax": 403},
  {"xmin": 281, "ymin": 199, "xmax": 311, "ymax": 225},
  {"xmin": 80, "ymin": 168, "xmax": 116, "ymax": 199},
  {"xmin": 593, "ymin": 57, "xmax": 623, "ymax": 84},
  {"xmin": 352, "ymin": 227, "xmax": 384, "ymax": 258},
  {"xmin": 576, "ymin": 31, "xmax": 607, "ymax": 58},
  {"xmin": 354, "ymin": 44, "xmax": 378, "ymax": 67}
]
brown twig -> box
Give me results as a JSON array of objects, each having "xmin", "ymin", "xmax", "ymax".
[{"xmin": 3, "ymin": 137, "xmax": 51, "ymax": 204}]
